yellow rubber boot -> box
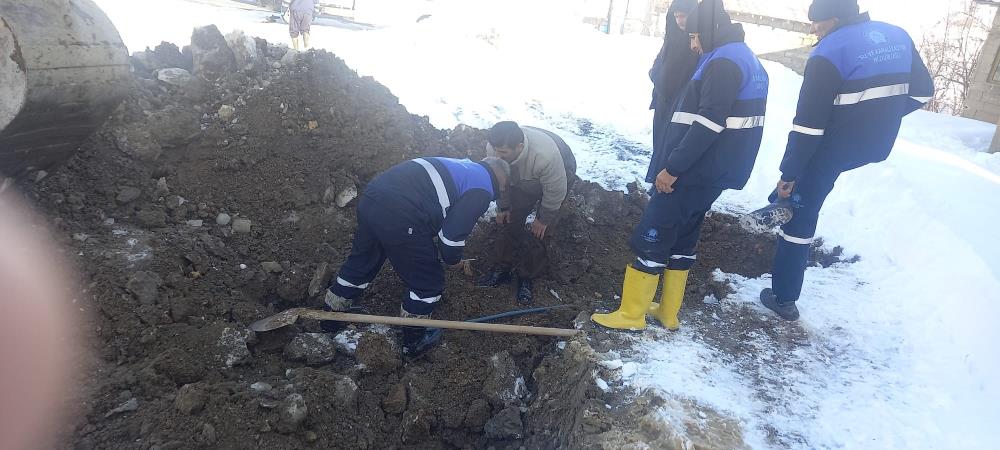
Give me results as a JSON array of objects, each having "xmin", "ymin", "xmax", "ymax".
[
  {"xmin": 303, "ymin": 32, "xmax": 311, "ymax": 49},
  {"xmin": 648, "ymin": 270, "xmax": 689, "ymax": 331},
  {"xmin": 292, "ymin": 37, "xmax": 301, "ymax": 51},
  {"xmin": 592, "ymin": 266, "xmax": 660, "ymax": 330}
]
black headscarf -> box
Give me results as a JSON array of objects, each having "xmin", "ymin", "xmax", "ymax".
[
  {"xmin": 690, "ymin": 0, "xmax": 745, "ymax": 53},
  {"xmin": 649, "ymin": 0, "xmax": 699, "ymax": 111}
]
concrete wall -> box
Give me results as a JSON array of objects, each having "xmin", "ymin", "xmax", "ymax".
[
  {"xmin": 759, "ymin": 46, "xmax": 812, "ymax": 75},
  {"xmin": 729, "ymin": 11, "xmax": 811, "ymax": 34},
  {"xmin": 965, "ymin": 8, "xmax": 1000, "ymax": 124}
]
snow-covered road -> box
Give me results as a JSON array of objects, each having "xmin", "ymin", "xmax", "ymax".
[{"xmin": 95, "ymin": 0, "xmax": 1000, "ymax": 447}]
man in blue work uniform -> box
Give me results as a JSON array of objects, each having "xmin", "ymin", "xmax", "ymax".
[
  {"xmin": 761, "ymin": 0, "xmax": 934, "ymax": 321},
  {"xmin": 592, "ymin": 3, "xmax": 769, "ymax": 331},
  {"xmin": 325, "ymin": 157, "xmax": 510, "ymax": 354}
]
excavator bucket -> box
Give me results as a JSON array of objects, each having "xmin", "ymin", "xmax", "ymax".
[{"xmin": 1, "ymin": 0, "xmax": 130, "ymax": 176}]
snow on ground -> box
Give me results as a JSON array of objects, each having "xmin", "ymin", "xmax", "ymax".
[{"xmin": 96, "ymin": 0, "xmax": 1000, "ymax": 448}]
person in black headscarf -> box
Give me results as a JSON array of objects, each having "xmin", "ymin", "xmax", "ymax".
[
  {"xmin": 688, "ymin": 0, "xmax": 731, "ymax": 55},
  {"xmin": 593, "ymin": 0, "xmax": 769, "ymax": 332},
  {"xmin": 649, "ymin": 0, "xmax": 699, "ymax": 114}
]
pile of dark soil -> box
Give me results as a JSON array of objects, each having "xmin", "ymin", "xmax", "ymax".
[{"xmin": 8, "ymin": 26, "xmax": 845, "ymax": 450}]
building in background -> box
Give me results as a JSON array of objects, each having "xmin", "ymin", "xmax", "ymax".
[
  {"xmin": 966, "ymin": 2, "xmax": 1000, "ymax": 123},
  {"xmin": 961, "ymin": 1, "xmax": 1000, "ymax": 151}
]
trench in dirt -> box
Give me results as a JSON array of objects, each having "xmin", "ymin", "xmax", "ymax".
[{"xmin": 11, "ymin": 30, "xmax": 854, "ymax": 449}]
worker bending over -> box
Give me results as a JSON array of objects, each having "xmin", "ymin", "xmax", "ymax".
[
  {"xmin": 478, "ymin": 122, "xmax": 577, "ymax": 305},
  {"xmin": 325, "ymin": 157, "xmax": 510, "ymax": 355}
]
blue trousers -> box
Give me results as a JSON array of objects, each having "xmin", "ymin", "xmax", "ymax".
[
  {"xmin": 329, "ymin": 196, "xmax": 444, "ymax": 315},
  {"xmin": 771, "ymin": 166, "xmax": 841, "ymax": 304},
  {"xmin": 630, "ymin": 186, "xmax": 724, "ymax": 274}
]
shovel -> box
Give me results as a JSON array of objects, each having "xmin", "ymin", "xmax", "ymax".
[{"xmin": 249, "ymin": 307, "xmax": 579, "ymax": 337}]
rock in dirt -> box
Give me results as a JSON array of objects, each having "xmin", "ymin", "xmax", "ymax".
[
  {"xmin": 307, "ymin": 263, "xmax": 330, "ymax": 297},
  {"xmin": 260, "ymin": 261, "xmax": 284, "ymax": 273},
  {"xmin": 104, "ymin": 398, "xmax": 139, "ymax": 418},
  {"xmin": 186, "ymin": 220, "xmax": 203, "ymax": 227},
  {"xmin": 201, "ymin": 423, "xmax": 217, "ymax": 445},
  {"xmin": 133, "ymin": 41, "xmax": 191, "ymax": 74},
  {"xmin": 284, "ymin": 333, "xmax": 337, "ymax": 366},
  {"xmin": 116, "ymin": 186, "xmax": 142, "ymax": 204},
  {"xmin": 332, "ymin": 376, "xmax": 359, "ymax": 407},
  {"xmin": 277, "ymin": 393, "xmax": 308, "ymax": 434},
  {"xmin": 190, "ymin": 25, "xmax": 237, "ymax": 81},
  {"xmin": 225, "ymin": 30, "xmax": 262, "ymax": 72},
  {"xmin": 156, "ymin": 68, "xmax": 194, "ymax": 89},
  {"xmin": 381, "ymin": 383, "xmax": 407, "ymax": 414},
  {"xmin": 250, "ymin": 382, "xmax": 272, "ymax": 393},
  {"xmin": 136, "ymin": 209, "xmax": 167, "ymax": 228},
  {"xmin": 113, "ymin": 126, "xmax": 163, "ymax": 163},
  {"xmin": 215, "ymin": 213, "xmax": 232, "ymax": 226},
  {"xmin": 216, "ymin": 327, "xmax": 254, "ymax": 368},
  {"xmin": 218, "ymin": 105, "xmax": 235, "ymax": 122},
  {"xmin": 356, "ymin": 329, "xmax": 402, "ymax": 374},
  {"xmin": 155, "ymin": 177, "xmax": 169, "ymax": 196},
  {"xmin": 485, "ymin": 406, "xmax": 524, "ymax": 440},
  {"xmin": 280, "ymin": 49, "xmax": 301, "ymax": 66},
  {"xmin": 335, "ymin": 184, "xmax": 358, "ymax": 208},
  {"xmin": 126, "ymin": 271, "xmax": 161, "ymax": 305},
  {"xmin": 464, "ymin": 399, "xmax": 491, "ymax": 429},
  {"xmin": 232, "ymin": 218, "xmax": 252, "ymax": 233},
  {"xmin": 482, "ymin": 351, "xmax": 528, "ymax": 408},
  {"xmin": 147, "ymin": 107, "xmax": 200, "ymax": 147},
  {"xmin": 174, "ymin": 383, "xmax": 207, "ymax": 415},
  {"xmin": 323, "ymin": 174, "xmax": 358, "ymax": 208},
  {"xmin": 401, "ymin": 409, "xmax": 434, "ymax": 444}
]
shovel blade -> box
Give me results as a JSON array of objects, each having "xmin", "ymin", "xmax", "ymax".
[{"xmin": 249, "ymin": 307, "xmax": 309, "ymax": 332}]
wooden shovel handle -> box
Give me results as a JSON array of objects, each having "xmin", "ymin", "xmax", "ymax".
[{"xmin": 298, "ymin": 310, "xmax": 579, "ymax": 337}]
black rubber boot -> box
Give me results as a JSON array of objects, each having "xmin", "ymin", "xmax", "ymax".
[
  {"xmin": 760, "ymin": 288, "xmax": 800, "ymax": 321},
  {"xmin": 399, "ymin": 307, "xmax": 442, "ymax": 357},
  {"xmin": 477, "ymin": 268, "xmax": 513, "ymax": 288},
  {"xmin": 401, "ymin": 326, "xmax": 442, "ymax": 357},
  {"xmin": 516, "ymin": 277, "xmax": 533, "ymax": 305}
]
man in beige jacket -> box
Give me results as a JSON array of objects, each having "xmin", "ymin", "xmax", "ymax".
[{"xmin": 478, "ymin": 121, "xmax": 577, "ymax": 304}]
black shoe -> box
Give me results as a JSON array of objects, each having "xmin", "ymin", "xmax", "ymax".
[
  {"xmin": 320, "ymin": 320, "xmax": 345, "ymax": 333},
  {"xmin": 516, "ymin": 277, "xmax": 533, "ymax": 305},
  {"xmin": 401, "ymin": 327, "xmax": 442, "ymax": 357},
  {"xmin": 760, "ymin": 288, "xmax": 799, "ymax": 321},
  {"xmin": 740, "ymin": 200, "xmax": 794, "ymax": 233},
  {"xmin": 477, "ymin": 269, "xmax": 513, "ymax": 288},
  {"xmin": 320, "ymin": 305, "xmax": 367, "ymax": 333}
]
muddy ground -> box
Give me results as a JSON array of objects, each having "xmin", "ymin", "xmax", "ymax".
[{"xmin": 9, "ymin": 26, "xmax": 846, "ymax": 449}]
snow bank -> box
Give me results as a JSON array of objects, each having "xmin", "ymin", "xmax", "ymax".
[{"xmin": 634, "ymin": 62, "xmax": 1000, "ymax": 449}]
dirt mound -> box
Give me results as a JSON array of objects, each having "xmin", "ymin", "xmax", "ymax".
[{"xmin": 9, "ymin": 25, "xmax": 849, "ymax": 449}]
